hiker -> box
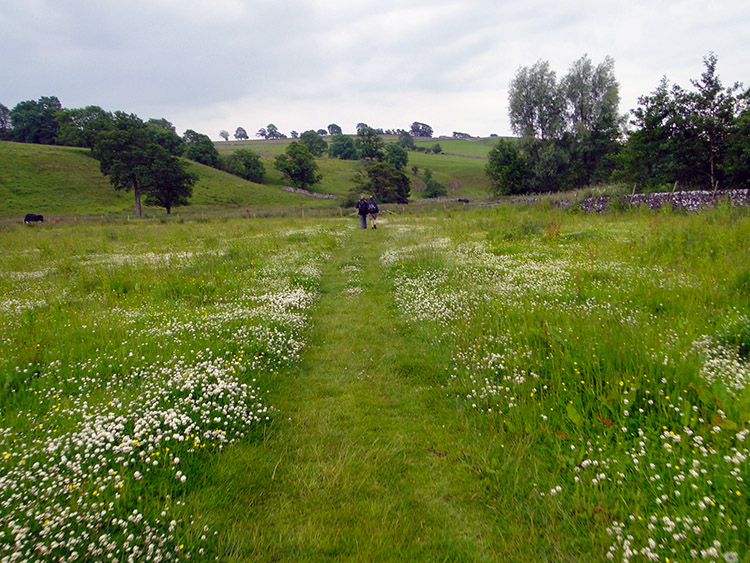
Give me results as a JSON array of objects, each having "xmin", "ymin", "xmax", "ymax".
[
  {"xmin": 367, "ymin": 195, "xmax": 379, "ymax": 229},
  {"xmin": 355, "ymin": 195, "xmax": 369, "ymax": 229}
]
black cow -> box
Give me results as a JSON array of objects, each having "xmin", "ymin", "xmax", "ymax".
[{"xmin": 24, "ymin": 213, "xmax": 44, "ymax": 223}]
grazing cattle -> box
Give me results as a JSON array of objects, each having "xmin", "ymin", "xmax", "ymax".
[{"xmin": 24, "ymin": 213, "xmax": 44, "ymax": 223}]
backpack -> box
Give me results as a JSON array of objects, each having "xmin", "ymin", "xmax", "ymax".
[{"xmin": 367, "ymin": 201, "xmax": 378, "ymax": 213}]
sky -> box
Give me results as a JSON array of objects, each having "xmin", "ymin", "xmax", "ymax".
[{"xmin": 2, "ymin": 0, "xmax": 749, "ymax": 140}]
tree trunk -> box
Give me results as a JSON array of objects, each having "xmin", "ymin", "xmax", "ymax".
[{"xmin": 134, "ymin": 186, "xmax": 142, "ymax": 219}]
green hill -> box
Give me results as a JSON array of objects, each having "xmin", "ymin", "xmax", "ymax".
[
  {"xmin": 0, "ymin": 141, "xmax": 312, "ymax": 220},
  {"xmin": 1, "ymin": 136, "xmax": 497, "ymax": 221}
]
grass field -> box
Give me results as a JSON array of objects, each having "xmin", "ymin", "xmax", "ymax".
[{"xmin": 1, "ymin": 203, "xmax": 748, "ymax": 561}]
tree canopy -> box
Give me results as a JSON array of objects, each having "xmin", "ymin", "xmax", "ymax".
[
  {"xmin": 355, "ymin": 127, "xmax": 385, "ymax": 161},
  {"xmin": 234, "ymin": 127, "xmax": 248, "ymax": 140},
  {"xmin": 299, "ymin": 130, "xmax": 327, "ymax": 157},
  {"xmin": 183, "ymin": 129, "xmax": 220, "ymax": 168},
  {"xmin": 10, "ymin": 96, "xmax": 62, "ymax": 144},
  {"xmin": 274, "ymin": 141, "xmax": 322, "ymax": 190},
  {"xmin": 222, "ymin": 148, "xmax": 265, "ymax": 183},
  {"xmin": 328, "ymin": 134, "xmax": 359, "ymax": 160},
  {"xmin": 356, "ymin": 162, "xmax": 410, "ymax": 203},
  {"xmin": 93, "ymin": 128, "xmax": 194, "ymax": 217}
]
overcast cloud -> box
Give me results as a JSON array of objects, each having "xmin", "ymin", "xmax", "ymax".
[{"xmin": 2, "ymin": 0, "xmax": 748, "ymax": 139}]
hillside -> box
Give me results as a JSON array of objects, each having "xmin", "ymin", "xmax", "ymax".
[
  {"xmin": 0, "ymin": 141, "xmax": 313, "ymax": 221},
  {"xmin": 1, "ymin": 136, "xmax": 496, "ymax": 221}
]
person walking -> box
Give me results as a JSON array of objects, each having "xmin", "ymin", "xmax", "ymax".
[
  {"xmin": 367, "ymin": 195, "xmax": 379, "ymax": 229},
  {"xmin": 356, "ymin": 195, "xmax": 369, "ymax": 229}
]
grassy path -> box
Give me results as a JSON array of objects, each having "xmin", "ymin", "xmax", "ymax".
[{"xmin": 199, "ymin": 224, "xmax": 574, "ymax": 561}]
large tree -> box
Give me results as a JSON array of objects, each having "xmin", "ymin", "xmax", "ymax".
[
  {"xmin": 299, "ymin": 130, "xmax": 327, "ymax": 157},
  {"xmin": 614, "ymin": 54, "xmax": 748, "ymax": 191},
  {"xmin": 355, "ymin": 126, "xmax": 385, "ymax": 161},
  {"xmin": 183, "ymin": 129, "xmax": 220, "ymax": 167},
  {"xmin": 327, "ymin": 123, "xmax": 342, "ymax": 136},
  {"xmin": 0, "ymin": 103, "xmax": 11, "ymax": 140},
  {"xmin": 384, "ymin": 143, "xmax": 408, "ymax": 170},
  {"xmin": 355, "ymin": 162, "xmax": 410, "ymax": 203},
  {"xmin": 485, "ymin": 139, "xmax": 529, "ymax": 196},
  {"xmin": 274, "ymin": 141, "xmax": 322, "ymax": 189},
  {"xmin": 508, "ymin": 61, "xmax": 564, "ymax": 140},
  {"xmin": 55, "ymin": 106, "xmax": 114, "ymax": 149},
  {"xmin": 93, "ymin": 128, "xmax": 185, "ymax": 218},
  {"xmin": 410, "ymin": 121, "xmax": 433, "ymax": 138},
  {"xmin": 222, "ymin": 148, "xmax": 265, "ymax": 183},
  {"xmin": 234, "ymin": 127, "xmax": 248, "ymax": 140},
  {"xmin": 10, "ymin": 96, "xmax": 62, "ymax": 144},
  {"xmin": 143, "ymin": 156, "xmax": 197, "ymax": 214},
  {"xmin": 328, "ymin": 134, "xmax": 358, "ymax": 160}
]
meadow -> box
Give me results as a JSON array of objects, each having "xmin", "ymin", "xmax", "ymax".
[{"xmin": 0, "ymin": 202, "xmax": 748, "ymax": 561}]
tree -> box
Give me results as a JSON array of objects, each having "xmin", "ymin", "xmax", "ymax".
[
  {"xmin": 356, "ymin": 122, "xmax": 369, "ymax": 133},
  {"xmin": 299, "ymin": 130, "xmax": 327, "ymax": 157},
  {"xmin": 614, "ymin": 54, "xmax": 747, "ymax": 191},
  {"xmin": 410, "ymin": 122, "xmax": 433, "ymax": 138},
  {"xmin": 219, "ymin": 130, "xmax": 229, "ymax": 141},
  {"xmin": 508, "ymin": 61, "xmax": 564, "ymax": 140},
  {"xmin": 384, "ymin": 144, "xmax": 408, "ymax": 170},
  {"xmin": 397, "ymin": 130, "xmax": 415, "ymax": 150},
  {"xmin": 355, "ymin": 126, "xmax": 385, "ymax": 161},
  {"xmin": 355, "ymin": 162, "xmax": 410, "ymax": 203},
  {"xmin": 486, "ymin": 139, "xmax": 530, "ymax": 196},
  {"xmin": 274, "ymin": 141, "xmax": 322, "ymax": 189},
  {"xmin": 431, "ymin": 143, "xmax": 442, "ymax": 154},
  {"xmin": 328, "ymin": 123, "xmax": 342, "ymax": 136},
  {"xmin": 316, "ymin": 129, "xmax": 328, "ymax": 136},
  {"xmin": 183, "ymin": 129, "xmax": 220, "ymax": 168},
  {"xmin": 0, "ymin": 103, "xmax": 11, "ymax": 140},
  {"xmin": 423, "ymin": 168, "xmax": 447, "ymax": 198},
  {"xmin": 10, "ymin": 96, "xmax": 62, "ymax": 144},
  {"xmin": 222, "ymin": 148, "xmax": 265, "ymax": 183},
  {"xmin": 265, "ymin": 123, "xmax": 285, "ymax": 139},
  {"xmin": 55, "ymin": 105, "xmax": 114, "ymax": 149},
  {"xmin": 145, "ymin": 119, "xmax": 184, "ymax": 156},
  {"xmin": 290, "ymin": 130, "xmax": 298, "ymax": 139},
  {"xmin": 234, "ymin": 127, "xmax": 248, "ymax": 140},
  {"xmin": 93, "ymin": 128, "xmax": 177, "ymax": 218},
  {"xmin": 143, "ymin": 156, "xmax": 197, "ymax": 214},
  {"xmin": 328, "ymin": 134, "xmax": 358, "ymax": 160},
  {"xmin": 256, "ymin": 127, "xmax": 267, "ymax": 139}
]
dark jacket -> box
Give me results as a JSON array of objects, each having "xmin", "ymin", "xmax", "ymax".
[
  {"xmin": 367, "ymin": 198, "xmax": 379, "ymax": 214},
  {"xmin": 356, "ymin": 199, "xmax": 369, "ymax": 215}
]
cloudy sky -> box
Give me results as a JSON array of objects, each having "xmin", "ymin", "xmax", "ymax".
[{"xmin": 2, "ymin": 0, "xmax": 748, "ymax": 139}]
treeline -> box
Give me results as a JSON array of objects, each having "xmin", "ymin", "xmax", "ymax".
[{"xmin": 487, "ymin": 53, "xmax": 750, "ymax": 195}]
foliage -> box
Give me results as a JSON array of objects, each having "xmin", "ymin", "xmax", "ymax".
[
  {"xmin": 10, "ymin": 96, "xmax": 62, "ymax": 145},
  {"xmin": 384, "ymin": 143, "xmax": 408, "ymax": 170},
  {"xmin": 219, "ymin": 130, "xmax": 229, "ymax": 141},
  {"xmin": 397, "ymin": 130, "xmax": 415, "ymax": 150},
  {"xmin": 145, "ymin": 119, "xmax": 185, "ymax": 156},
  {"xmin": 142, "ymin": 156, "xmax": 197, "ymax": 214},
  {"xmin": 233, "ymin": 126, "xmax": 248, "ymax": 141},
  {"xmin": 0, "ymin": 103, "xmax": 11, "ymax": 140},
  {"xmin": 222, "ymin": 148, "xmax": 265, "ymax": 183},
  {"xmin": 298, "ymin": 130, "xmax": 328, "ymax": 157},
  {"xmin": 93, "ymin": 128, "xmax": 187, "ymax": 218},
  {"xmin": 431, "ymin": 143, "xmax": 442, "ymax": 154},
  {"xmin": 327, "ymin": 123, "xmax": 342, "ymax": 136},
  {"xmin": 422, "ymin": 168, "xmax": 447, "ymax": 198},
  {"xmin": 508, "ymin": 61, "xmax": 564, "ymax": 140},
  {"xmin": 327, "ymin": 134, "xmax": 359, "ymax": 160},
  {"xmin": 355, "ymin": 161, "xmax": 410, "ymax": 203},
  {"xmin": 274, "ymin": 141, "xmax": 322, "ymax": 189},
  {"xmin": 615, "ymin": 54, "xmax": 749, "ymax": 191},
  {"xmin": 486, "ymin": 138, "xmax": 529, "ymax": 195},
  {"xmin": 355, "ymin": 126, "xmax": 385, "ymax": 161},
  {"xmin": 55, "ymin": 105, "xmax": 114, "ymax": 149},
  {"xmin": 183, "ymin": 129, "xmax": 221, "ymax": 168},
  {"xmin": 258, "ymin": 123, "xmax": 286, "ymax": 140},
  {"xmin": 410, "ymin": 121, "xmax": 433, "ymax": 138}
]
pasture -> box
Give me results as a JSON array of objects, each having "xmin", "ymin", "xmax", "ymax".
[{"xmin": 1, "ymin": 203, "xmax": 748, "ymax": 561}]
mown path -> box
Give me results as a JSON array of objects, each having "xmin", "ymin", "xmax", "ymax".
[{"xmin": 199, "ymin": 224, "xmax": 569, "ymax": 561}]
